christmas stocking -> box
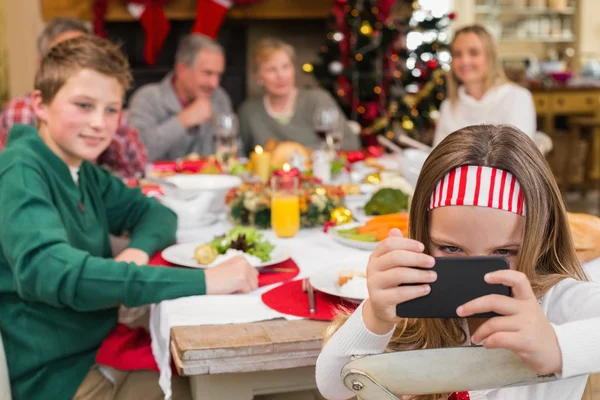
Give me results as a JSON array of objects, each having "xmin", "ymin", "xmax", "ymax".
[
  {"xmin": 126, "ymin": 1, "xmax": 172, "ymax": 65},
  {"xmin": 191, "ymin": 0, "xmax": 232, "ymax": 39}
]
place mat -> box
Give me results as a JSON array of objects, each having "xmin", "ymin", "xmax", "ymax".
[
  {"xmin": 148, "ymin": 252, "xmax": 300, "ymax": 288},
  {"xmin": 261, "ymin": 279, "xmax": 359, "ymax": 321}
]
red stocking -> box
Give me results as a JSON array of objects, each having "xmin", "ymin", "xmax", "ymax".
[
  {"xmin": 127, "ymin": 2, "xmax": 171, "ymax": 65},
  {"xmin": 191, "ymin": 0, "xmax": 232, "ymax": 39}
]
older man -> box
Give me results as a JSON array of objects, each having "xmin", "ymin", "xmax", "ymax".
[
  {"xmin": 128, "ymin": 34, "xmax": 233, "ymax": 161},
  {"xmin": 0, "ymin": 17, "xmax": 147, "ymax": 178}
]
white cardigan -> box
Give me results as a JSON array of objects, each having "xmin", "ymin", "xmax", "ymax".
[
  {"xmin": 315, "ymin": 277, "xmax": 600, "ymax": 400},
  {"xmin": 433, "ymin": 83, "xmax": 537, "ymax": 147}
]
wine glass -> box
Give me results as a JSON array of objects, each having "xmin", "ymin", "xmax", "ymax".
[
  {"xmin": 313, "ymin": 107, "xmax": 343, "ymax": 152},
  {"xmin": 213, "ymin": 112, "xmax": 239, "ymax": 170}
]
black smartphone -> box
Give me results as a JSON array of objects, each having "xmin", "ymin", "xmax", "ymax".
[{"xmin": 395, "ymin": 257, "xmax": 511, "ymax": 319}]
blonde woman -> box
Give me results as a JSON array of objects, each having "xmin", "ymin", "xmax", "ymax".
[
  {"xmin": 433, "ymin": 26, "xmax": 536, "ymax": 146},
  {"xmin": 238, "ymin": 38, "xmax": 361, "ymax": 154},
  {"xmin": 316, "ymin": 125, "xmax": 600, "ymax": 400}
]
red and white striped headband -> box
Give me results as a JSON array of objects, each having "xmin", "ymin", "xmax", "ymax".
[{"xmin": 428, "ymin": 165, "xmax": 526, "ymax": 216}]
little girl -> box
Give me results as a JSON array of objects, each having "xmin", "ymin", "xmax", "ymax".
[{"xmin": 316, "ymin": 124, "xmax": 600, "ymax": 400}]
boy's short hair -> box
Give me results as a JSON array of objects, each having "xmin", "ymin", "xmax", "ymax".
[
  {"xmin": 34, "ymin": 36, "xmax": 132, "ymax": 105},
  {"xmin": 37, "ymin": 17, "xmax": 91, "ymax": 58}
]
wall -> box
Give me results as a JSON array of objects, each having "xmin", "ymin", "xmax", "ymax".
[
  {"xmin": 579, "ymin": 0, "xmax": 600, "ymax": 63},
  {"xmin": 0, "ymin": 1, "xmax": 10, "ymax": 106},
  {"xmin": 4, "ymin": 0, "xmax": 44, "ymax": 98}
]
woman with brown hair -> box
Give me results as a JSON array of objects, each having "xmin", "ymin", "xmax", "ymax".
[
  {"xmin": 316, "ymin": 125, "xmax": 600, "ymax": 400},
  {"xmin": 433, "ymin": 26, "xmax": 536, "ymax": 146},
  {"xmin": 238, "ymin": 38, "xmax": 361, "ymax": 154}
]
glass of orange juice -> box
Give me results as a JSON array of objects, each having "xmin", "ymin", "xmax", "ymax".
[{"xmin": 271, "ymin": 176, "xmax": 300, "ymax": 238}]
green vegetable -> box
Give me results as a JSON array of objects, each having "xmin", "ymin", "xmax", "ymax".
[
  {"xmin": 331, "ymin": 155, "xmax": 346, "ymax": 176},
  {"xmin": 337, "ymin": 228, "xmax": 377, "ymax": 242},
  {"xmin": 208, "ymin": 226, "xmax": 275, "ymax": 262},
  {"xmin": 364, "ymin": 188, "xmax": 409, "ymax": 216},
  {"xmin": 228, "ymin": 161, "xmax": 247, "ymax": 177}
]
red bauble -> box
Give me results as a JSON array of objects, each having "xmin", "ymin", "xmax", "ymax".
[
  {"xmin": 427, "ymin": 60, "xmax": 439, "ymax": 69},
  {"xmin": 448, "ymin": 12, "xmax": 457, "ymax": 20}
]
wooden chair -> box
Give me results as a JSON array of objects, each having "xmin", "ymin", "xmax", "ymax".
[
  {"xmin": 564, "ymin": 117, "xmax": 600, "ymax": 198},
  {"xmin": 340, "ymin": 347, "xmax": 564, "ymax": 399},
  {"xmin": 0, "ymin": 331, "xmax": 12, "ymax": 400}
]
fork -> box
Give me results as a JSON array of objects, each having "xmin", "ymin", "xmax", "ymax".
[{"xmin": 302, "ymin": 278, "xmax": 316, "ymax": 315}]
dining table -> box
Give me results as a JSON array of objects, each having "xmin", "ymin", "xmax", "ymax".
[
  {"xmin": 146, "ymin": 209, "xmax": 600, "ymax": 400},
  {"xmin": 150, "ymin": 214, "xmax": 372, "ymax": 400}
]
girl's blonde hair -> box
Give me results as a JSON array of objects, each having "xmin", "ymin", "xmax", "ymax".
[
  {"xmin": 324, "ymin": 125, "xmax": 587, "ymax": 400},
  {"xmin": 446, "ymin": 25, "xmax": 508, "ymax": 106},
  {"xmin": 251, "ymin": 38, "xmax": 296, "ymax": 73}
]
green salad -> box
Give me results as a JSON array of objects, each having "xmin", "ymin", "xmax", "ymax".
[{"xmin": 208, "ymin": 226, "xmax": 275, "ymax": 262}]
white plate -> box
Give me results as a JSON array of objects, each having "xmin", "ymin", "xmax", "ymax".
[
  {"xmin": 329, "ymin": 222, "xmax": 379, "ymax": 251},
  {"xmin": 309, "ymin": 263, "xmax": 368, "ymax": 303},
  {"xmin": 161, "ymin": 242, "xmax": 291, "ymax": 269}
]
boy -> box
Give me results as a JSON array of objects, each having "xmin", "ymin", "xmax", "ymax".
[{"xmin": 0, "ymin": 36, "xmax": 257, "ymax": 399}]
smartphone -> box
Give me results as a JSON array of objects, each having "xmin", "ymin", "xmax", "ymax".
[{"xmin": 395, "ymin": 257, "xmax": 511, "ymax": 319}]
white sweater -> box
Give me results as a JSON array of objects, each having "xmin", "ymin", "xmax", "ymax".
[
  {"xmin": 315, "ymin": 277, "xmax": 600, "ymax": 400},
  {"xmin": 433, "ymin": 83, "xmax": 537, "ymax": 147}
]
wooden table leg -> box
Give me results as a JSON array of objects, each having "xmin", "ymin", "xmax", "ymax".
[
  {"xmin": 189, "ymin": 367, "xmax": 318, "ymax": 400},
  {"xmin": 565, "ymin": 123, "xmax": 581, "ymax": 193}
]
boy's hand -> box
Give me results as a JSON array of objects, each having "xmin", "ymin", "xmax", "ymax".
[
  {"xmin": 115, "ymin": 248, "xmax": 150, "ymax": 266},
  {"xmin": 457, "ymin": 270, "xmax": 562, "ymax": 375},
  {"xmin": 204, "ymin": 255, "xmax": 259, "ymax": 294}
]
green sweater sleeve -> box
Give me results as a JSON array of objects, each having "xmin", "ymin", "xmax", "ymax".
[
  {"xmin": 0, "ymin": 164, "xmax": 206, "ymax": 311},
  {"xmin": 92, "ymin": 165, "xmax": 178, "ymax": 255}
]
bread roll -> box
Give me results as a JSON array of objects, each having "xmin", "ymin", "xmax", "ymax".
[
  {"xmin": 270, "ymin": 141, "xmax": 312, "ymax": 169},
  {"xmin": 568, "ymin": 213, "xmax": 600, "ymax": 250},
  {"xmin": 338, "ymin": 270, "xmax": 366, "ymax": 287}
]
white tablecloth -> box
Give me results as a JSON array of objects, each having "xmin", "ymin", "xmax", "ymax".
[{"xmin": 150, "ymin": 219, "xmax": 371, "ymax": 399}]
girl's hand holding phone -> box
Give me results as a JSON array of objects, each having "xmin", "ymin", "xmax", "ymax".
[
  {"xmin": 363, "ymin": 228, "xmax": 436, "ymax": 335},
  {"xmin": 457, "ymin": 270, "xmax": 563, "ymax": 375}
]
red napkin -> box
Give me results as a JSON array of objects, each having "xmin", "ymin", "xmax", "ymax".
[
  {"xmin": 96, "ymin": 323, "xmax": 159, "ymax": 372},
  {"xmin": 262, "ymin": 279, "xmax": 359, "ymax": 321}
]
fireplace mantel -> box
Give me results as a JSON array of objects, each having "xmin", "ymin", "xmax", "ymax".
[{"xmin": 40, "ymin": 0, "xmax": 332, "ymax": 21}]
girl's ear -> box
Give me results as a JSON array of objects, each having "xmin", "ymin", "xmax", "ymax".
[{"xmin": 31, "ymin": 90, "xmax": 49, "ymax": 122}]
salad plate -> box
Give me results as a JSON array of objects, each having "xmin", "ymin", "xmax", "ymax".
[{"xmin": 161, "ymin": 227, "xmax": 290, "ymax": 268}]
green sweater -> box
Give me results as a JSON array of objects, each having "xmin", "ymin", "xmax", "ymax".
[{"xmin": 0, "ymin": 125, "xmax": 208, "ymax": 399}]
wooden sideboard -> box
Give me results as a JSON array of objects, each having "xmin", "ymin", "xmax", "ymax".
[{"xmin": 532, "ymin": 87, "xmax": 600, "ymax": 134}]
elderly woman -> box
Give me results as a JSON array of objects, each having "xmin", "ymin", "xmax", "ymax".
[
  {"xmin": 433, "ymin": 25, "xmax": 537, "ymax": 146},
  {"xmin": 238, "ymin": 38, "xmax": 361, "ymax": 154}
]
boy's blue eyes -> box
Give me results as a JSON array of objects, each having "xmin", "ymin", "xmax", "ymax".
[
  {"xmin": 75, "ymin": 103, "xmax": 120, "ymax": 114},
  {"xmin": 438, "ymin": 246, "xmax": 518, "ymax": 257}
]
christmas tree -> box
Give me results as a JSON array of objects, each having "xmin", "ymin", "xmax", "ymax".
[{"xmin": 307, "ymin": 0, "xmax": 454, "ymax": 146}]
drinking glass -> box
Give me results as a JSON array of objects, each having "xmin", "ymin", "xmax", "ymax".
[
  {"xmin": 313, "ymin": 107, "xmax": 344, "ymax": 151},
  {"xmin": 213, "ymin": 112, "xmax": 239, "ymax": 169},
  {"xmin": 271, "ymin": 176, "xmax": 300, "ymax": 238}
]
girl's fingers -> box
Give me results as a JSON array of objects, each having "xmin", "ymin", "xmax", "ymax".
[
  {"xmin": 481, "ymin": 331, "xmax": 526, "ymax": 355},
  {"xmin": 371, "ymin": 236, "xmax": 426, "ymax": 258},
  {"xmin": 471, "ymin": 315, "xmax": 521, "ymax": 345},
  {"xmin": 371, "ymin": 249, "xmax": 435, "ymax": 273},
  {"xmin": 483, "ymin": 270, "xmax": 536, "ymax": 301},
  {"xmin": 457, "ymin": 294, "xmax": 520, "ymax": 317},
  {"xmin": 371, "ymin": 265, "xmax": 437, "ymax": 289},
  {"xmin": 375, "ymin": 284, "xmax": 432, "ymax": 307}
]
